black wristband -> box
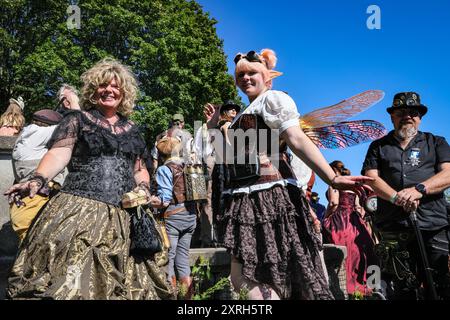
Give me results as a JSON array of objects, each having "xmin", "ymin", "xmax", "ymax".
[
  {"xmin": 28, "ymin": 173, "xmax": 47, "ymax": 189},
  {"xmin": 330, "ymin": 175, "xmax": 338, "ymax": 189}
]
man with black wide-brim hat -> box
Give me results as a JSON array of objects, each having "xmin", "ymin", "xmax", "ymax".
[{"xmin": 362, "ymin": 91, "xmax": 450, "ymax": 299}]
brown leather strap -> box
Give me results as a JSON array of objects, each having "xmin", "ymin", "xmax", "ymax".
[{"xmin": 163, "ymin": 206, "xmax": 187, "ymax": 218}]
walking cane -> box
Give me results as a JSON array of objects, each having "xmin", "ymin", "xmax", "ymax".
[{"xmin": 409, "ymin": 210, "xmax": 439, "ymax": 300}]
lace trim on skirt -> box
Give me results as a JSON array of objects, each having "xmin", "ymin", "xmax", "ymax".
[{"xmin": 218, "ymin": 184, "xmax": 333, "ymax": 300}]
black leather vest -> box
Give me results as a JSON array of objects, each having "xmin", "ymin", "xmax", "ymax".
[{"xmin": 226, "ymin": 114, "xmax": 295, "ymax": 188}]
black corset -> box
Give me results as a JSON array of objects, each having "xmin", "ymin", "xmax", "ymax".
[
  {"xmin": 63, "ymin": 155, "xmax": 134, "ymax": 206},
  {"xmin": 225, "ymin": 114, "xmax": 294, "ymax": 188},
  {"xmin": 47, "ymin": 109, "xmax": 149, "ymax": 206}
]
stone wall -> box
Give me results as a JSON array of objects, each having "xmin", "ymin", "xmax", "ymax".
[
  {"xmin": 323, "ymin": 244, "xmax": 348, "ymax": 299},
  {"xmin": 0, "ymin": 136, "xmax": 20, "ymax": 300},
  {"xmin": 188, "ymin": 245, "xmax": 348, "ymax": 300},
  {"xmin": 0, "ymin": 136, "xmax": 17, "ymax": 226}
]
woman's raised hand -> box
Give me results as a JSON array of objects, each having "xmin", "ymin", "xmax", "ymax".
[{"xmin": 203, "ymin": 103, "xmax": 220, "ymax": 128}]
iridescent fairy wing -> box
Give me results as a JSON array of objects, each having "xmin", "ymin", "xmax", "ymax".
[
  {"xmin": 299, "ymin": 90, "xmax": 385, "ymax": 129},
  {"xmin": 303, "ymin": 120, "xmax": 387, "ymax": 149}
]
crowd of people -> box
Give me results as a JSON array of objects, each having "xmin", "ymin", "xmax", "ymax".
[{"xmin": 1, "ymin": 49, "xmax": 449, "ymax": 300}]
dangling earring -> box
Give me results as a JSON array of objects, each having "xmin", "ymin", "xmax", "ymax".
[{"xmin": 89, "ymin": 94, "xmax": 98, "ymax": 105}]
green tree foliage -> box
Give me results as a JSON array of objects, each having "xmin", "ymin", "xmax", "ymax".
[{"xmin": 0, "ymin": 0, "xmax": 238, "ymax": 141}]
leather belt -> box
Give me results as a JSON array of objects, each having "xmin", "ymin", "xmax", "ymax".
[{"xmin": 163, "ymin": 206, "xmax": 187, "ymax": 218}]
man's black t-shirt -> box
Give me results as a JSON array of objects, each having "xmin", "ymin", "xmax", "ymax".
[{"xmin": 362, "ymin": 131, "xmax": 450, "ymax": 230}]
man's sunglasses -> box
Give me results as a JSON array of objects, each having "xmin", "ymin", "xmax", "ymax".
[
  {"xmin": 233, "ymin": 50, "xmax": 263, "ymax": 64},
  {"xmin": 392, "ymin": 108, "xmax": 421, "ymax": 117}
]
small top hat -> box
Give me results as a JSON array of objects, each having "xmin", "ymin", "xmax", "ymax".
[
  {"xmin": 220, "ymin": 100, "xmax": 241, "ymax": 114},
  {"xmin": 386, "ymin": 92, "xmax": 428, "ymax": 116},
  {"xmin": 9, "ymin": 96, "xmax": 25, "ymax": 110},
  {"xmin": 32, "ymin": 109, "xmax": 63, "ymax": 125}
]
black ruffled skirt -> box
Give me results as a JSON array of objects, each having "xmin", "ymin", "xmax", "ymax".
[{"xmin": 217, "ymin": 184, "xmax": 333, "ymax": 300}]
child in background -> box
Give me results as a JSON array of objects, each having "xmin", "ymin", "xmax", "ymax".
[{"xmin": 149, "ymin": 136, "xmax": 197, "ymax": 299}]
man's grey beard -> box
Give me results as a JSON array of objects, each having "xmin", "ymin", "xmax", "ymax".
[{"xmin": 396, "ymin": 126, "xmax": 417, "ymax": 141}]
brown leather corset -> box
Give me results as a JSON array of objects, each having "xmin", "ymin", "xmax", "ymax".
[
  {"xmin": 227, "ymin": 114, "xmax": 296, "ymax": 188},
  {"xmin": 165, "ymin": 161, "xmax": 186, "ymax": 204}
]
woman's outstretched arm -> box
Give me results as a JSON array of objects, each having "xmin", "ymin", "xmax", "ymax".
[{"xmin": 281, "ymin": 126, "xmax": 374, "ymax": 189}]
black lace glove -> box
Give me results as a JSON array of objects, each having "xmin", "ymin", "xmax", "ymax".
[{"xmin": 5, "ymin": 173, "xmax": 47, "ymax": 207}]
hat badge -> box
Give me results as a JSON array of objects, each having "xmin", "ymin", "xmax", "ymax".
[
  {"xmin": 393, "ymin": 99, "xmax": 403, "ymax": 107},
  {"xmin": 406, "ymin": 98, "xmax": 416, "ymax": 106}
]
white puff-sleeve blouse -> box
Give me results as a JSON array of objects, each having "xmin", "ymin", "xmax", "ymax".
[
  {"xmin": 233, "ymin": 90, "xmax": 300, "ymax": 133},
  {"xmin": 225, "ymin": 90, "xmax": 302, "ymax": 194}
]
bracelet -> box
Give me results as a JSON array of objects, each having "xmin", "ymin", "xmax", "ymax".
[
  {"xmin": 138, "ymin": 181, "xmax": 150, "ymax": 191},
  {"xmin": 28, "ymin": 172, "xmax": 47, "ymax": 189},
  {"xmin": 389, "ymin": 193, "xmax": 398, "ymax": 204},
  {"xmin": 330, "ymin": 175, "xmax": 338, "ymax": 188},
  {"xmin": 137, "ymin": 181, "xmax": 151, "ymax": 199}
]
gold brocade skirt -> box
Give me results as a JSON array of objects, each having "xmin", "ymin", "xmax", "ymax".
[{"xmin": 7, "ymin": 192, "xmax": 175, "ymax": 300}]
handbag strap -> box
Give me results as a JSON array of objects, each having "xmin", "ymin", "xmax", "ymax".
[
  {"xmin": 136, "ymin": 205, "xmax": 143, "ymax": 219},
  {"xmin": 140, "ymin": 205, "xmax": 171, "ymax": 249},
  {"xmin": 139, "ymin": 205, "xmax": 157, "ymax": 224}
]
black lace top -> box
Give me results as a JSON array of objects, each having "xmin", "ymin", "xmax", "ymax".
[{"xmin": 47, "ymin": 109, "xmax": 148, "ymax": 206}]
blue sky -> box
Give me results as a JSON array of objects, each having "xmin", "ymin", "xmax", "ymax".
[{"xmin": 197, "ymin": 0, "xmax": 450, "ymax": 202}]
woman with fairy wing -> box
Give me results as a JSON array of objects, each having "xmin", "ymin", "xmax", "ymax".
[{"xmin": 204, "ymin": 49, "xmax": 373, "ymax": 300}]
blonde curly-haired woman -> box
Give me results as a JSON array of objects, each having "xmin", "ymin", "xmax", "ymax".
[{"xmin": 5, "ymin": 58, "xmax": 174, "ymax": 300}]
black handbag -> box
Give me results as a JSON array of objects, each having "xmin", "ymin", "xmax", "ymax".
[{"xmin": 129, "ymin": 205, "xmax": 162, "ymax": 257}]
